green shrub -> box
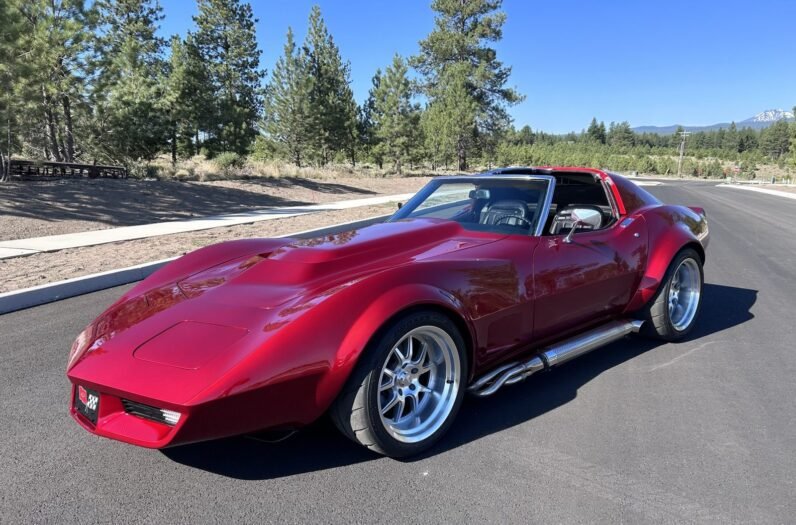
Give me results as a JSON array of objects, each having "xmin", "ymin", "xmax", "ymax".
[{"xmin": 213, "ymin": 152, "xmax": 244, "ymax": 171}]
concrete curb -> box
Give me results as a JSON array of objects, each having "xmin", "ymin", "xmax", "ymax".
[
  {"xmin": 716, "ymin": 184, "xmax": 796, "ymax": 200},
  {"xmin": 0, "ymin": 192, "xmax": 413, "ymax": 260},
  {"xmin": 0, "ymin": 214, "xmax": 390, "ymax": 315}
]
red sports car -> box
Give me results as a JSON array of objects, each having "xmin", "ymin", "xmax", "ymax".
[{"xmin": 67, "ymin": 167, "xmax": 709, "ymax": 457}]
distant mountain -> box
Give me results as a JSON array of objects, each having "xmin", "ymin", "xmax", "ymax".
[
  {"xmin": 632, "ymin": 109, "xmax": 794, "ymax": 135},
  {"xmin": 742, "ymin": 109, "xmax": 794, "ymax": 123}
]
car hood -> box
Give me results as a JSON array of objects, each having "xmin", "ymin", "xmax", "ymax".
[{"xmin": 67, "ymin": 219, "xmax": 498, "ymax": 402}]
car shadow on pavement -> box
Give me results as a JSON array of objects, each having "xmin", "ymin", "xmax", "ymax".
[{"xmin": 163, "ymin": 282, "xmax": 757, "ymax": 478}]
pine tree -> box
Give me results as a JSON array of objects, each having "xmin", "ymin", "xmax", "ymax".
[
  {"xmin": 192, "ymin": 0, "xmax": 265, "ymax": 155},
  {"xmin": 607, "ymin": 121, "xmax": 634, "ymax": 147},
  {"xmin": 516, "ymin": 125, "xmax": 534, "ymax": 145},
  {"xmin": 0, "ymin": 0, "xmax": 25, "ymax": 180},
  {"xmin": 15, "ymin": 0, "xmax": 94, "ymax": 163},
  {"xmin": 722, "ymin": 122, "xmax": 739, "ymax": 152},
  {"xmin": 358, "ymin": 70, "xmax": 381, "ymax": 165},
  {"xmin": 92, "ymin": 0, "xmax": 168, "ymax": 162},
  {"xmin": 371, "ymin": 55, "xmax": 419, "ymax": 174},
  {"xmin": 163, "ymin": 35, "xmax": 213, "ymax": 162},
  {"xmin": 412, "ymin": 0, "xmax": 522, "ymax": 170},
  {"xmin": 263, "ymin": 27, "xmax": 313, "ymax": 167},
  {"xmin": 760, "ymin": 120, "xmax": 790, "ymax": 159},
  {"xmin": 586, "ymin": 118, "xmax": 606, "ymax": 144},
  {"xmin": 303, "ymin": 5, "xmax": 357, "ymax": 165},
  {"xmin": 420, "ymin": 67, "xmax": 477, "ymax": 170}
]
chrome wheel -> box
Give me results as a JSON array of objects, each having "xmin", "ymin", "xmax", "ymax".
[
  {"xmin": 377, "ymin": 325, "xmax": 461, "ymax": 444},
  {"xmin": 668, "ymin": 258, "xmax": 701, "ymax": 331}
]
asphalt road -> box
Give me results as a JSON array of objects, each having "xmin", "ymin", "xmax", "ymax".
[{"xmin": 1, "ymin": 181, "xmax": 794, "ymax": 524}]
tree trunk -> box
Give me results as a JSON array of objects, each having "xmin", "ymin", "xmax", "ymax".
[
  {"xmin": 457, "ymin": 135, "xmax": 467, "ymax": 171},
  {"xmin": 62, "ymin": 95, "xmax": 75, "ymax": 162},
  {"xmin": 171, "ymin": 122, "xmax": 177, "ymax": 165},
  {"xmin": 1, "ymin": 110, "xmax": 10, "ymax": 182},
  {"xmin": 395, "ymin": 156, "xmax": 402, "ymax": 175},
  {"xmin": 43, "ymin": 89, "xmax": 63, "ymax": 162}
]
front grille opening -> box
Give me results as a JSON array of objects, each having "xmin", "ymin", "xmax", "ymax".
[{"xmin": 121, "ymin": 399, "xmax": 180, "ymax": 426}]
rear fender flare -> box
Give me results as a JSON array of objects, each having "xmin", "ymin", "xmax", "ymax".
[{"xmin": 625, "ymin": 212, "xmax": 705, "ymax": 312}]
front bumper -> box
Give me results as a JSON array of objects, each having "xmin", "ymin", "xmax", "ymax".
[{"xmin": 68, "ymin": 371, "xmax": 323, "ymax": 448}]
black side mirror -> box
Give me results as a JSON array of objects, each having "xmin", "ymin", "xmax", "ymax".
[{"xmin": 397, "ymin": 202, "xmax": 403, "ymax": 210}]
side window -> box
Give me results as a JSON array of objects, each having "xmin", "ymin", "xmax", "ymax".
[{"xmin": 544, "ymin": 176, "xmax": 616, "ymax": 236}]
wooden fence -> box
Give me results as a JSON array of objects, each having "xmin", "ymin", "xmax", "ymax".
[{"xmin": 9, "ymin": 159, "xmax": 127, "ymax": 179}]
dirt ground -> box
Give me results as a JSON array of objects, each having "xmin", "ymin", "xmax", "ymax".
[
  {"xmin": 0, "ymin": 176, "xmax": 430, "ymax": 241},
  {"xmin": 0, "ymin": 203, "xmax": 395, "ymax": 293}
]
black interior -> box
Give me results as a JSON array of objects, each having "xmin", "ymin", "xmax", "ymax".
[
  {"xmin": 407, "ymin": 172, "xmax": 615, "ymax": 236},
  {"xmin": 479, "ymin": 200, "xmax": 530, "ymax": 228},
  {"xmin": 542, "ymin": 174, "xmax": 614, "ymax": 236}
]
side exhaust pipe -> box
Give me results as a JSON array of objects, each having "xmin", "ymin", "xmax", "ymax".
[{"xmin": 468, "ymin": 319, "xmax": 644, "ymax": 397}]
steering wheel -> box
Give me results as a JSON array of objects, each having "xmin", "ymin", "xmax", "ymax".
[{"xmin": 495, "ymin": 215, "xmax": 532, "ymax": 228}]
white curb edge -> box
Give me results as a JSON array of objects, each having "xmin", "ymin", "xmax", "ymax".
[
  {"xmin": 716, "ymin": 184, "xmax": 796, "ymax": 200},
  {"xmin": 0, "ymin": 214, "xmax": 390, "ymax": 315}
]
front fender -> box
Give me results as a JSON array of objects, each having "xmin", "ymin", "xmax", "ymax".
[{"xmin": 313, "ymin": 282, "xmax": 474, "ymax": 408}]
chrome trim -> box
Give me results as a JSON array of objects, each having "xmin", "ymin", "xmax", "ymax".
[
  {"xmin": 534, "ymin": 176, "xmax": 556, "ymax": 237},
  {"xmin": 600, "ymin": 175, "xmax": 622, "ymax": 220},
  {"xmin": 468, "ymin": 357, "xmax": 544, "ymax": 397},
  {"xmin": 398, "ymin": 174, "xmax": 556, "ymax": 237},
  {"xmin": 541, "ymin": 320, "xmax": 643, "ymax": 368},
  {"xmin": 468, "ymin": 319, "xmax": 644, "ymax": 397}
]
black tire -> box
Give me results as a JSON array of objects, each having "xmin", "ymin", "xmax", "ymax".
[
  {"xmin": 639, "ymin": 248, "xmax": 704, "ymax": 341},
  {"xmin": 330, "ymin": 310, "xmax": 468, "ymax": 458}
]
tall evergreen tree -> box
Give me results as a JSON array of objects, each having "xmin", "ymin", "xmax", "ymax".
[
  {"xmin": 303, "ymin": 5, "xmax": 357, "ymax": 165},
  {"xmin": 607, "ymin": 121, "xmax": 635, "ymax": 147},
  {"xmin": 192, "ymin": 0, "xmax": 265, "ymax": 155},
  {"xmin": 760, "ymin": 119, "xmax": 790, "ymax": 159},
  {"xmin": 16, "ymin": 0, "xmax": 95, "ymax": 163},
  {"xmin": 263, "ymin": 27, "xmax": 313, "ymax": 167},
  {"xmin": 358, "ymin": 69, "xmax": 381, "ymax": 165},
  {"xmin": 586, "ymin": 118, "xmax": 607, "ymax": 144},
  {"xmin": 92, "ymin": 0, "xmax": 167, "ymax": 162},
  {"xmin": 420, "ymin": 68, "xmax": 477, "ymax": 170},
  {"xmin": 163, "ymin": 35, "xmax": 213, "ymax": 162},
  {"xmin": 0, "ymin": 0, "xmax": 25, "ymax": 180},
  {"xmin": 412, "ymin": 0, "xmax": 522, "ymax": 170},
  {"xmin": 371, "ymin": 55, "xmax": 420, "ymax": 174}
]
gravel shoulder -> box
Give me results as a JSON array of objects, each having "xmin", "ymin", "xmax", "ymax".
[
  {"xmin": 0, "ymin": 203, "xmax": 395, "ymax": 293},
  {"xmin": 0, "ymin": 176, "xmax": 429, "ymax": 241}
]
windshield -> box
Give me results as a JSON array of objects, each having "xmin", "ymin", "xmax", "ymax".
[{"xmin": 389, "ymin": 177, "xmax": 551, "ymax": 235}]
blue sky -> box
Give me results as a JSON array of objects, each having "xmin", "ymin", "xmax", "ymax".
[{"xmin": 158, "ymin": 0, "xmax": 796, "ymax": 134}]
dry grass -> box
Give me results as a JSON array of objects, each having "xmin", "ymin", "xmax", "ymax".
[{"xmin": 148, "ymin": 155, "xmax": 453, "ymax": 182}]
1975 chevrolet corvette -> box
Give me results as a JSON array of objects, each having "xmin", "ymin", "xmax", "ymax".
[{"xmin": 67, "ymin": 167, "xmax": 708, "ymax": 457}]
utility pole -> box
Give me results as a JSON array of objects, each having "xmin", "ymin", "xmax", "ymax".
[{"xmin": 676, "ymin": 130, "xmax": 691, "ymax": 178}]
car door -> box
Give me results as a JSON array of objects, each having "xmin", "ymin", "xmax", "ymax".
[
  {"xmin": 531, "ymin": 216, "xmax": 648, "ymax": 342},
  {"xmin": 456, "ymin": 234, "xmax": 539, "ymax": 369}
]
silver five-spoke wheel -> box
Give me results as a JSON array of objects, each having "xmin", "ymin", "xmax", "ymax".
[
  {"xmin": 377, "ymin": 326, "xmax": 460, "ymax": 443},
  {"xmin": 668, "ymin": 258, "xmax": 701, "ymax": 331}
]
